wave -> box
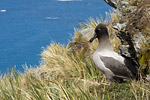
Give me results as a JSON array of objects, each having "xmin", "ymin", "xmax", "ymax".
[
  {"xmin": 46, "ymin": 17, "xmax": 59, "ymax": 20},
  {"xmin": 0, "ymin": 9, "xmax": 6, "ymax": 12}
]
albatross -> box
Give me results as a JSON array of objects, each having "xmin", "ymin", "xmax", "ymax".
[{"xmin": 89, "ymin": 23, "xmax": 139, "ymax": 83}]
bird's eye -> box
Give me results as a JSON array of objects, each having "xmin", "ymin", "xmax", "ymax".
[{"xmin": 98, "ymin": 28, "xmax": 101, "ymax": 31}]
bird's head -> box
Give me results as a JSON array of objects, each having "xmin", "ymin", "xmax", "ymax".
[{"xmin": 89, "ymin": 23, "xmax": 108, "ymax": 43}]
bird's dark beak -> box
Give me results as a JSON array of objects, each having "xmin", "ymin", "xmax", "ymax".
[{"xmin": 89, "ymin": 33, "xmax": 97, "ymax": 43}]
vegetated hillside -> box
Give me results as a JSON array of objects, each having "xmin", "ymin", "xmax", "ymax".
[{"xmin": 0, "ymin": 0, "xmax": 150, "ymax": 100}]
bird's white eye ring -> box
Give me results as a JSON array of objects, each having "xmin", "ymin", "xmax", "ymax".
[{"xmin": 98, "ymin": 28, "xmax": 101, "ymax": 31}]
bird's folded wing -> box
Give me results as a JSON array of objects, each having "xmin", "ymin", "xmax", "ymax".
[{"xmin": 100, "ymin": 56, "xmax": 134, "ymax": 79}]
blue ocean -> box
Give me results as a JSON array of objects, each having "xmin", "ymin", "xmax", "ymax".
[{"xmin": 0, "ymin": 0, "xmax": 110, "ymax": 73}]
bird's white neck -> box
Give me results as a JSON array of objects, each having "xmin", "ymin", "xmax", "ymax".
[{"xmin": 96, "ymin": 35, "xmax": 113, "ymax": 51}]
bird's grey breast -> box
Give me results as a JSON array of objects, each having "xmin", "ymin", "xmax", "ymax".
[{"xmin": 92, "ymin": 51, "xmax": 114, "ymax": 75}]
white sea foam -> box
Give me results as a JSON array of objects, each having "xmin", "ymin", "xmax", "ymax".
[
  {"xmin": 0, "ymin": 9, "xmax": 6, "ymax": 12},
  {"xmin": 57, "ymin": 0, "xmax": 82, "ymax": 1},
  {"xmin": 46, "ymin": 17, "xmax": 59, "ymax": 20}
]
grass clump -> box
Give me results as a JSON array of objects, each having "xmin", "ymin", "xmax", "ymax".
[{"xmin": 0, "ymin": 33, "xmax": 141, "ymax": 100}]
